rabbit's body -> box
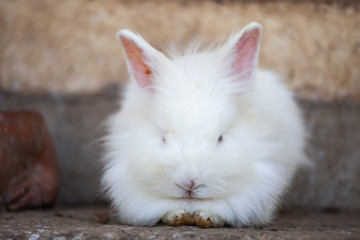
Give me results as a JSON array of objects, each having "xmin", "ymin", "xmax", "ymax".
[{"xmin": 101, "ymin": 23, "xmax": 307, "ymax": 227}]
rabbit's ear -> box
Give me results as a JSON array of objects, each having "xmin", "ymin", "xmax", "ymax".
[
  {"xmin": 227, "ymin": 22, "xmax": 262, "ymax": 81},
  {"xmin": 117, "ymin": 30, "xmax": 166, "ymax": 89}
]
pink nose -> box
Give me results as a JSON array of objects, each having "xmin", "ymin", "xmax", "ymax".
[{"xmin": 188, "ymin": 180, "xmax": 195, "ymax": 189}]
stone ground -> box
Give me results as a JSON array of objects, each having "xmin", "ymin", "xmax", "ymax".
[{"xmin": 0, "ymin": 206, "xmax": 359, "ymax": 240}]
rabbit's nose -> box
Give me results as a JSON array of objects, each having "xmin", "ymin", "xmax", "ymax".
[
  {"xmin": 176, "ymin": 179, "xmax": 202, "ymax": 191},
  {"xmin": 188, "ymin": 180, "xmax": 195, "ymax": 189}
]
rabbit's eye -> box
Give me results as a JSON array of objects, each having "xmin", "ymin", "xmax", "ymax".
[
  {"xmin": 217, "ymin": 135, "xmax": 223, "ymax": 144},
  {"xmin": 162, "ymin": 136, "xmax": 167, "ymax": 144}
]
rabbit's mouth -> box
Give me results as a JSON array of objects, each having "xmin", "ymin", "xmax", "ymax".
[{"xmin": 185, "ymin": 190, "xmax": 195, "ymax": 198}]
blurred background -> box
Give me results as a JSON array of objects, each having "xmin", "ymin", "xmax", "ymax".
[{"xmin": 0, "ymin": 0, "xmax": 359, "ymax": 210}]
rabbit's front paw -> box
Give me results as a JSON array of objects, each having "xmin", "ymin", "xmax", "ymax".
[
  {"xmin": 161, "ymin": 208, "xmax": 194, "ymax": 226},
  {"xmin": 193, "ymin": 210, "xmax": 225, "ymax": 228}
]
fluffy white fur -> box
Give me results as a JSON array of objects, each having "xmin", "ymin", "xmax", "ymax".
[{"xmin": 101, "ymin": 22, "xmax": 307, "ymax": 227}]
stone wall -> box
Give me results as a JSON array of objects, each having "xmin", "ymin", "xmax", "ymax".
[
  {"xmin": 1, "ymin": 92, "xmax": 359, "ymax": 209},
  {"xmin": 1, "ymin": 0, "xmax": 359, "ymax": 101}
]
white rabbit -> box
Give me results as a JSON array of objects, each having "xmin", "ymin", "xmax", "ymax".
[{"xmin": 101, "ymin": 22, "xmax": 307, "ymax": 228}]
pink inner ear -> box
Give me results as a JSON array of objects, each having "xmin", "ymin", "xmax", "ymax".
[
  {"xmin": 120, "ymin": 37, "xmax": 153, "ymax": 88},
  {"xmin": 232, "ymin": 28, "xmax": 260, "ymax": 81}
]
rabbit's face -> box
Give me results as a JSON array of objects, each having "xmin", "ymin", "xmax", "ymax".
[{"xmin": 125, "ymin": 67, "xmax": 257, "ymax": 201}]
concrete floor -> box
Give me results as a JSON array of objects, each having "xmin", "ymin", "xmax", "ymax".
[{"xmin": 1, "ymin": 206, "xmax": 359, "ymax": 240}]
